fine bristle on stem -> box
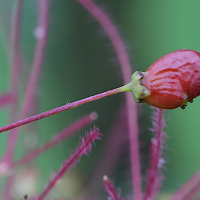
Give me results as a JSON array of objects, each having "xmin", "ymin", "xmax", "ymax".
[
  {"xmin": 144, "ymin": 108, "xmax": 166, "ymax": 200},
  {"xmin": 11, "ymin": 113, "xmax": 97, "ymax": 168},
  {"xmin": 35, "ymin": 128, "xmax": 102, "ymax": 200},
  {"xmin": 103, "ymin": 175, "xmax": 123, "ymax": 200},
  {"xmin": 0, "ymin": 87, "xmax": 122, "ymax": 134}
]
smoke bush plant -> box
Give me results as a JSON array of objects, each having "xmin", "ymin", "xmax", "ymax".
[{"xmin": 0, "ymin": 0, "xmax": 200, "ymax": 200}]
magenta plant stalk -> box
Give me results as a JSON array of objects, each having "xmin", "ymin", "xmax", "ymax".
[
  {"xmin": 17, "ymin": 0, "xmax": 49, "ymax": 121},
  {"xmin": 125, "ymin": 92, "xmax": 141, "ymax": 199},
  {"xmin": 11, "ymin": 112, "xmax": 97, "ymax": 169},
  {"xmin": 181, "ymin": 182, "xmax": 200, "ymax": 200},
  {"xmin": 76, "ymin": 1, "xmax": 142, "ymax": 198},
  {"xmin": 3, "ymin": 1, "xmax": 49, "ymax": 199},
  {"xmin": 103, "ymin": 175, "xmax": 123, "ymax": 200},
  {"xmin": 3, "ymin": 0, "xmax": 49, "ymax": 164},
  {"xmin": 170, "ymin": 169, "xmax": 200, "ymax": 200},
  {"xmin": 9, "ymin": 0, "xmax": 24, "ymax": 124},
  {"xmin": 144, "ymin": 108, "xmax": 164, "ymax": 200},
  {"xmin": 0, "ymin": 87, "xmax": 124, "ymax": 134},
  {"xmin": 4, "ymin": 1, "xmax": 24, "ymax": 199},
  {"xmin": 34, "ymin": 128, "xmax": 102, "ymax": 200}
]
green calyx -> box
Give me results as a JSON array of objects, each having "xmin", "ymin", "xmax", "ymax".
[{"xmin": 120, "ymin": 71, "xmax": 150, "ymax": 103}]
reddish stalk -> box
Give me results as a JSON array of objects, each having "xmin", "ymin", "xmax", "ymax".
[
  {"xmin": 181, "ymin": 181, "xmax": 200, "ymax": 200},
  {"xmin": 9, "ymin": 0, "xmax": 24, "ymax": 123},
  {"xmin": 4, "ymin": 1, "xmax": 24, "ymax": 199},
  {"xmin": 11, "ymin": 112, "xmax": 97, "ymax": 168},
  {"xmin": 3, "ymin": 0, "xmax": 49, "ymax": 163},
  {"xmin": 103, "ymin": 175, "xmax": 123, "ymax": 200},
  {"xmin": 170, "ymin": 169, "xmax": 200, "ymax": 200},
  {"xmin": 0, "ymin": 87, "xmax": 121, "ymax": 134},
  {"xmin": 144, "ymin": 108, "xmax": 164, "ymax": 200},
  {"xmin": 76, "ymin": 0, "xmax": 141, "ymax": 199},
  {"xmin": 125, "ymin": 92, "xmax": 141, "ymax": 199},
  {"xmin": 35, "ymin": 128, "xmax": 102, "ymax": 200}
]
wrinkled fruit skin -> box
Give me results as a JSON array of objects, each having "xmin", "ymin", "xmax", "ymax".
[{"xmin": 134, "ymin": 49, "xmax": 200, "ymax": 109}]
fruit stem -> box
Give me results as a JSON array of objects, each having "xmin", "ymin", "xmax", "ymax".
[
  {"xmin": 119, "ymin": 82, "xmax": 132, "ymax": 92},
  {"xmin": 0, "ymin": 87, "xmax": 125, "ymax": 134}
]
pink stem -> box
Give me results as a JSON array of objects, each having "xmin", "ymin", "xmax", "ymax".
[
  {"xmin": 3, "ymin": 0, "xmax": 49, "ymax": 163},
  {"xmin": 36, "ymin": 128, "xmax": 102, "ymax": 200},
  {"xmin": 18, "ymin": 0, "xmax": 49, "ymax": 121},
  {"xmin": 103, "ymin": 175, "xmax": 122, "ymax": 200},
  {"xmin": 9, "ymin": 0, "xmax": 24, "ymax": 123},
  {"xmin": 144, "ymin": 108, "xmax": 163, "ymax": 200},
  {"xmin": 0, "ymin": 87, "xmax": 121, "ymax": 134},
  {"xmin": 125, "ymin": 92, "xmax": 141, "ymax": 199},
  {"xmin": 170, "ymin": 170, "xmax": 200, "ymax": 200},
  {"xmin": 11, "ymin": 112, "xmax": 97, "ymax": 168},
  {"xmin": 4, "ymin": 1, "xmax": 24, "ymax": 199},
  {"xmin": 76, "ymin": 0, "xmax": 141, "ymax": 199},
  {"xmin": 181, "ymin": 182, "xmax": 200, "ymax": 200}
]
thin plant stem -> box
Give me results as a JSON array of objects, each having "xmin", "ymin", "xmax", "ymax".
[
  {"xmin": 3, "ymin": 0, "xmax": 49, "ymax": 163},
  {"xmin": 125, "ymin": 92, "xmax": 141, "ymax": 199},
  {"xmin": 0, "ymin": 87, "xmax": 122, "ymax": 134},
  {"xmin": 170, "ymin": 169, "xmax": 200, "ymax": 200},
  {"xmin": 35, "ymin": 128, "xmax": 102, "ymax": 200},
  {"xmin": 181, "ymin": 181, "xmax": 200, "ymax": 200},
  {"xmin": 76, "ymin": 1, "xmax": 142, "ymax": 199},
  {"xmin": 11, "ymin": 112, "xmax": 97, "ymax": 168},
  {"xmin": 103, "ymin": 175, "xmax": 123, "ymax": 200},
  {"xmin": 144, "ymin": 108, "xmax": 164, "ymax": 200},
  {"xmin": 18, "ymin": 0, "xmax": 49, "ymax": 121},
  {"xmin": 9, "ymin": 0, "xmax": 24, "ymax": 123},
  {"xmin": 4, "ymin": 1, "xmax": 24, "ymax": 199}
]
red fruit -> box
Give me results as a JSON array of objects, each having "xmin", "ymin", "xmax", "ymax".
[{"xmin": 131, "ymin": 49, "xmax": 200, "ymax": 109}]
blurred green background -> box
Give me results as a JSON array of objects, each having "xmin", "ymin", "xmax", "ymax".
[{"xmin": 1, "ymin": 0, "xmax": 200, "ymax": 199}]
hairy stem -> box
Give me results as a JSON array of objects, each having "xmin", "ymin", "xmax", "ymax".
[
  {"xmin": 0, "ymin": 87, "xmax": 122, "ymax": 134},
  {"xmin": 103, "ymin": 175, "xmax": 122, "ymax": 200},
  {"xmin": 35, "ymin": 128, "xmax": 102, "ymax": 200},
  {"xmin": 144, "ymin": 108, "xmax": 164, "ymax": 200},
  {"xmin": 11, "ymin": 112, "xmax": 97, "ymax": 168}
]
